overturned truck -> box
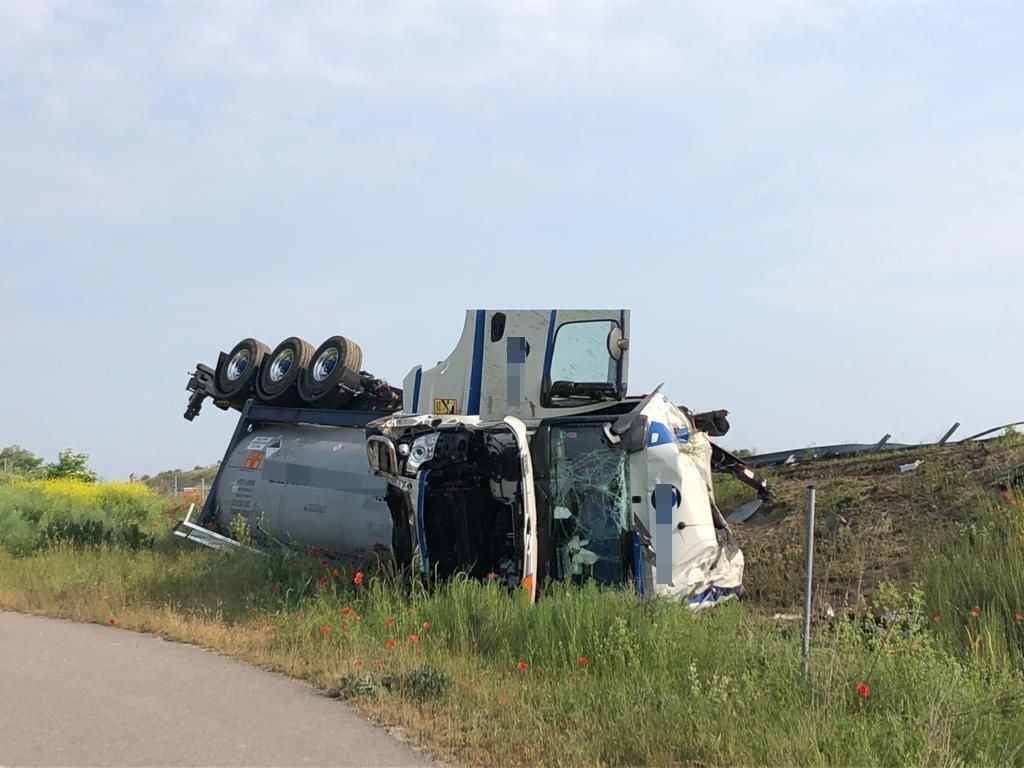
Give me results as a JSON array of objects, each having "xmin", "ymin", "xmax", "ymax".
[{"xmin": 179, "ymin": 310, "xmax": 771, "ymax": 609}]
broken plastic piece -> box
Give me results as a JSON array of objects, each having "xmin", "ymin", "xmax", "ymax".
[{"xmin": 726, "ymin": 499, "xmax": 763, "ymax": 524}]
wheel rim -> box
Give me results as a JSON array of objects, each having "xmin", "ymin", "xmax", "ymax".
[
  {"xmin": 225, "ymin": 349, "xmax": 250, "ymax": 382},
  {"xmin": 269, "ymin": 349, "xmax": 295, "ymax": 383},
  {"xmin": 312, "ymin": 348, "xmax": 339, "ymax": 382}
]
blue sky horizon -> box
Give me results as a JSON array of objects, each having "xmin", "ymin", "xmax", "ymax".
[{"xmin": 1, "ymin": 0, "xmax": 1021, "ymax": 479}]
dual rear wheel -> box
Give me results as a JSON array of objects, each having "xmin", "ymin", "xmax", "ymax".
[
  {"xmin": 299, "ymin": 336, "xmax": 363, "ymax": 409},
  {"xmin": 216, "ymin": 334, "xmax": 362, "ymax": 408}
]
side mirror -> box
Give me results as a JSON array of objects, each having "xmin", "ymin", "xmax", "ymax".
[
  {"xmin": 603, "ymin": 415, "xmax": 648, "ymax": 453},
  {"xmin": 606, "ymin": 326, "xmax": 629, "ymax": 361}
]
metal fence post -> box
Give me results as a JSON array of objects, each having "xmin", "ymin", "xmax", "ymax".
[{"xmin": 802, "ymin": 485, "xmax": 816, "ymax": 681}]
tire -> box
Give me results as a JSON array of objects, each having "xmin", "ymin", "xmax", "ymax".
[
  {"xmin": 302, "ymin": 336, "xmax": 363, "ymax": 396},
  {"xmin": 299, "ymin": 336, "xmax": 363, "ymax": 408},
  {"xmin": 216, "ymin": 338, "xmax": 269, "ymax": 400},
  {"xmin": 256, "ymin": 337, "xmax": 315, "ymax": 404}
]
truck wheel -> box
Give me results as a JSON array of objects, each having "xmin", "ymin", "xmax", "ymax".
[
  {"xmin": 257, "ymin": 337, "xmax": 314, "ymax": 404},
  {"xmin": 303, "ymin": 336, "xmax": 363, "ymax": 396},
  {"xmin": 216, "ymin": 338, "xmax": 269, "ymax": 400}
]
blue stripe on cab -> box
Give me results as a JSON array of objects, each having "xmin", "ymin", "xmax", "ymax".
[
  {"xmin": 631, "ymin": 531, "xmax": 645, "ymax": 596},
  {"xmin": 466, "ymin": 309, "xmax": 486, "ymax": 415},
  {"xmin": 416, "ymin": 470, "xmax": 430, "ymax": 575},
  {"xmin": 411, "ymin": 367, "xmax": 422, "ymax": 413},
  {"xmin": 542, "ymin": 310, "xmax": 557, "ymax": 379}
]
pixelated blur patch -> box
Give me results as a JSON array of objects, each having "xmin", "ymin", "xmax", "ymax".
[
  {"xmin": 433, "ymin": 398, "xmax": 458, "ymax": 415},
  {"xmin": 506, "ymin": 336, "xmax": 528, "ymax": 364},
  {"xmin": 654, "ymin": 483, "xmax": 675, "ymax": 585},
  {"xmin": 506, "ymin": 336, "xmax": 527, "ymax": 406},
  {"xmin": 244, "ymin": 451, "xmax": 264, "ymax": 469}
]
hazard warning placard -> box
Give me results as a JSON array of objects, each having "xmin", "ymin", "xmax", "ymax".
[{"xmin": 432, "ymin": 398, "xmax": 458, "ymax": 415}]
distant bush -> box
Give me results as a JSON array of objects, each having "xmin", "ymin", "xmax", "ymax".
[
  {"xmin": 44, "ymin": 449, "xmax": 98, "ymax": 483},
  {"xmin": 0, "ymin": 476, "xmax": 175, "ymax": 555}
]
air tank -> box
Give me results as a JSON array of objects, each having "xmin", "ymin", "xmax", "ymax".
[{"xmin": 212, "ymin": 423, "xmax": 393, "ymax": 562}]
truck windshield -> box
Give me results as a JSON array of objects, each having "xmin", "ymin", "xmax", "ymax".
[{"xmin": 548, "ymin": 423, "xmax": 630, "ymax": 586}]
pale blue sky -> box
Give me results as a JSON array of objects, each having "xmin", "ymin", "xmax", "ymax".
[{"xmin": 1, "ymin": 0, "xmax": 1021, "ymax": 479}]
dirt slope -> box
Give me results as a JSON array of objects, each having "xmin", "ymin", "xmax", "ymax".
[{"xmin": 730, "ymin": 435, "xmax": 1024, "ymax": 613}]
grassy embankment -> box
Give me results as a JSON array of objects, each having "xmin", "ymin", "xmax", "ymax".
[{"xmin": 1, "ymin": 449, "xmax": 1024, "ymax": 767}]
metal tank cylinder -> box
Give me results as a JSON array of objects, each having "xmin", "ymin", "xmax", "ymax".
[{"xmin": 213, "ymin": 424, "xmax": 393, "ymax": 561}]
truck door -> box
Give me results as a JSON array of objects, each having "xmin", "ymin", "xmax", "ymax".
[
  {"xmin": 403, "ymin": 416, "xmax": 539, "ymax": 602},
  {"xmin": 492, "ymin": 309, "xmax": 629, "ymax": 421},
  {"xmin": 404, "ymin": 309, "xmax": 629, "ymax": 422}
]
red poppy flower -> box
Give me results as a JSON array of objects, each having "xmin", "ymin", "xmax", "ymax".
[
  {"xmin": 386, "ymin": 638, "xmax": 396, "ymax": 648},
  {"xmin": 319, "ymin": 575, "xmax": 329, "ymax": 586},
  {"xmin": 422, "ymin": 620, "xmax": 431, "ymax": 630},
  {"xmin": 108, "ymin": 618, "xmax": 117, "ymax": 626},
  {"xmin": 409, "ymin": 634, "xmax": 419, "ymax": 644},
  {"xmin": 487, "ymin": 572, "xmax": 498, "ymax": 581},
  {"xmin": 931, "ymin": 614, "xmax": 940, "ymax": 623},
  {"xmin": 320, "ymin": 625, "xmax": 331, "ymax": 634},
  {"xmin": 354, "ymin": 615, "xmax": 361, "ymax": 623},
  {"xmin": 516, "ymin": 660, "xmax": 528, "ymax": 671},
  {"xmin": 969, "ymin": 604, "xmax": 980, "ymax": 618},
  {"xmin": 578, "ymin": 656, "xmax": 589, "ymax": 666},
  {"xmin": 353, "ymin": 571, "xmax": 364, "ymax": 585},
  {"xmin": 385, "ymin": 618, "xmax": 394, "ymax": 628},
  {"xmin": 320, "ymin": 559, "xmax": 328, "ymax": 567},
  {"xmin": 354, "ymin": 660, "xmax": 364, "ymax": 668},
  {"xmin": 332, "ymin": 568, "xmax": 340, "ymax": 577},
  {"xmin": 342, "ymin": 606, "xmax": 351, "ymax": 616},
  {"xmin": 497, "ymin": 698, "xmax": 505, "ymax": 705},
  {"xmin": 857, "ymin": 683, "xmax": 869, "ymax": 698}
]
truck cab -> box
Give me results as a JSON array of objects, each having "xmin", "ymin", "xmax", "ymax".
[{"xmin": 369, "ymin": 309, "xmax": 744, "ymax": 607}]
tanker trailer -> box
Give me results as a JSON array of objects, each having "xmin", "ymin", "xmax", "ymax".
[{"xmin": 176, "ymin": 310, "xmax": 771, "ymax": 607}]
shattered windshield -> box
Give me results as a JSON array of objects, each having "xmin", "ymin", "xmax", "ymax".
[
  {"xmin": 549, "ymin": 424, "xmax": 630, "ymax": 585},
  {"xmin": 549, "ymin": 320, "xmax": 617, "ymax": 386}
]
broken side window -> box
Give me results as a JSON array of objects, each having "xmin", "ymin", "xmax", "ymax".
[{"xmin": 548, "ymin": 424, "xmax": 630, "ymax": 586}]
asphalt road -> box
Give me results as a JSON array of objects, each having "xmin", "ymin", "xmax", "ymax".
[{"xmin": 0, "ymin": 612, "xmax": 437, "ymax": 767}]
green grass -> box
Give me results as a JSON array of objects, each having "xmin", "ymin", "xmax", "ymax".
[
  {"xmin": 1, "ymin": 476, "xmax": 1024, "ymax": 766},
  {"xmin": 0, "ymin": 474, "xmax": 176, "ymax": 554}
]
